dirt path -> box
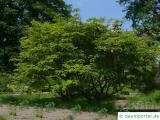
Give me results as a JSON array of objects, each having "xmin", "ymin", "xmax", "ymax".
[{"xmin": 0, "ymin": 105, "xmax": 116, "ymax": 120}]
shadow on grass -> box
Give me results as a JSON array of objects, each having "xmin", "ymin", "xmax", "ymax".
[{"xmin": 0, "ymin": 93, "xmax": 116, "ymax": 114}]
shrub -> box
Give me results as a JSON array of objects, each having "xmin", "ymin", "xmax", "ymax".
[
  {"xmin": 72, "ymin": 104, "xmax": 82, "ymax": 113},
  {"xmin": 13, "ymin": 18, "xmax": 159, "ymax": 99},
  {"xmin": 0, "ymin": 73, "xmax": 13, "ymax": 92}
]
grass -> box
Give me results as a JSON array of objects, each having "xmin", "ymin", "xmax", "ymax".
[
  {"xmin": 72, "ymin": 104, "xmax": 81, "ymax": 113},
  {"xmin": 129, "ymin": 90, "xmax": 160, "ymax": 105},
  {"xmin": 0, "ymin": 116, "xmax": 8, "ymax": 120},
  {"xmin": 35, "ymin": 110, "xmax": 44, "ymax": 118},
  {"xmin": 127, "ymin": 90, "xmax": 160, "ymax": 111},
  {"xmin": 0, "ymin": 93, "xmax": 115, "ymax": 114},
  {"xmin": 98, "ymin": 108, "xmax": 108, "ymax": 116},
  {"xmin": 2, "ymin": 90, "xmax": 160, "ymax": 113},
  {"xmin": 0, "ymin": 90, "xmax": 159, "ymax": 115},
  {"xmin": 0, "ymin": 93, "xmax": 55, "ymax": 108},
  {"xmin": 58, "ymin": 115, "xmax": 74, "ymax": 120},
  {"xmin": 9, "ymin": 106, "xmax": 17, "ymax": 116}
]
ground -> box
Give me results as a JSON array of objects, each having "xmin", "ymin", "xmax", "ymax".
[
  {"xmin": 0, "ymin": 105, "xmax": 116, "ymax": 120},
  {"xmin": 0, "ymin": 91, "xmax": 160, "ymax": 120}
]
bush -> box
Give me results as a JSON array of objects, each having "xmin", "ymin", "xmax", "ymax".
[
  {"xmin": 0, "ymin": 72, "xmax": 13, "ymax": 92},
  {"xmin": 13, "ymin": 17, "xmax": 159, "ymax": 99}
]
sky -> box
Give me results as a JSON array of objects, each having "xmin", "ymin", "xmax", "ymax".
[{"xmin": 65, "ymin": 0, "xmax": 132, "ymax": 30}]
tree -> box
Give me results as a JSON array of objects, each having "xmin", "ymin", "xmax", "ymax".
[
  {"xmin": 14, "ymin": 17, "xmax": 158, "ymax": 99},
  {"xmin": 13, "ymin": 17, "xmax": 107, "ymax": 93},
  {"xmin": 0, "ymin": 0, "xmax": 71, "ymax": 70},
  {"xmin": 95, "ymin": 31, "xmax": 159, "ymax": 93},
  {"xmin": 13, "ymin": 19, "xmax": 78, "ymax": 92},
  {"xmin": 118, "ymin": 0, "xmax": 160, "ymax": 90},
  {"xmin": 119, "ymin": 0, "xmax": 160, "ymax": 38}
]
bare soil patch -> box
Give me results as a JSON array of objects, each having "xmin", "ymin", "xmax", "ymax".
[{"xmin": 0, "ymin": 105, "xmax": 116, "ymax": 120}]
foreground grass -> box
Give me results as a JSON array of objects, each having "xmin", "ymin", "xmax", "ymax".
[
  {"xmin": 129, "ymin": 90, "xmax": 160, "ymax": 105},
  {"xmin": 0, "ymin": 93, "xmax": 115, "ymax": 114},
  {"xmin": 0, "ymin": 116, "xmax": 8, "ymax": 120},
  {"xmin": 1, "ymin": 90, "xmax": 159, "ymax": 114},
  {"xmin": 127, "ymin": 90, "xmax": 160, "ymax": 111}
]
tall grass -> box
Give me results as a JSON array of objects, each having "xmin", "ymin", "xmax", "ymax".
[
  {"xmin": 0, "ymin": 93, "xmax": 115, "ymax": 113},
  {"xmin": 129, "ymin": 90, "xmax": 160, "ymax": 105}
]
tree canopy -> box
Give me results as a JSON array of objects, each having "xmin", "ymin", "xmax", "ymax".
[
  {"xmin": 0, "ymin": 0, "xmax": 71, "ymax": 70},
  {"xmin": 119, "ymin": 0, "xmax": 160, "ymax": 38},
  {"xmin": 13, "ymin": 18, "xmax": 159, "ymax": 99}
]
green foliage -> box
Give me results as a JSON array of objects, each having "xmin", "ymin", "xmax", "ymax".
[
  {"xmin": 44, "ymin": 102, "xmax": 56, "ymax": 109},
  {"xmin": 13, "ymin": 17, "xmax": 159, "ymax": 99},
  {"xmin": 0, "ymin": 93, "xmax": 56, "ymax": 108},
  {"xmin": 95, "ymin": 31, "xmax": 158, "ymax": 93},
  {"xmin": 0, "ymin": 0, "xmax": 71, "ymax": 70},
  {"xmin": 0, "ymin": 93, "xmax": 115, "ymax": 113},
  {"xmin": 0, "ymin": 72, "xmax": 13, "ymax": 92},
  {"xmin": 13, "ymin": 18, "xmax": 107, "ymax": 95},
  {"xmin": 9, "ymin": 106, "xmax": 17, "ymax": 116},
  {"xmin": 0, "ymin": 116, "xmax": 8, "ymax": 120},
  {"xmin": 35, "ymin": 110, "xmax": 43, "ymax": 118},
  {"xmin": 119, "ymin": 0, "xmax": 160, "ymax": 39},
  {"xmin": 98, "ymin": 108, "xmax": 108, "ymax": 116},
  {"xmin": 130, "ymin": 90, "xmax": 160, "ymax": 105},
  {"xmin": 72, "ymin": 104, "xmax": 82, "ymax": 113}
]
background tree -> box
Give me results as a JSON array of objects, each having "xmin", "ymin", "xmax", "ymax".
[
  {"xmin": 0, "ymin": 0, "xmax": 71, "ymax": 71},
  {"xmin": 119, "ymin": 0, "xmax": 160, "ymax": 38}
]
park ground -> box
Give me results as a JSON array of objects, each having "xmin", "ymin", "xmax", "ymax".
[{"xmin": 0, "ymin": 90, "xmax": 160, "ymax": 120}]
